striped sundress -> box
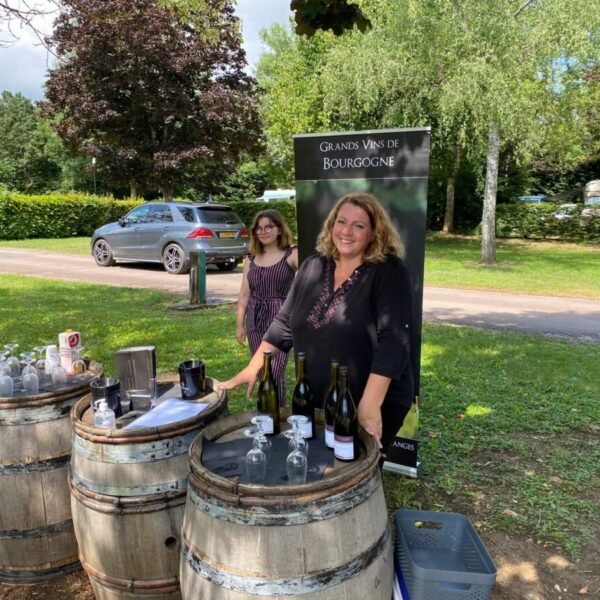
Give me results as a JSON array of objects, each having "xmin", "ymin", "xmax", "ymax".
[{"xmin": 246, "ymin": 246, "xmax": 296, "ymax": 407}]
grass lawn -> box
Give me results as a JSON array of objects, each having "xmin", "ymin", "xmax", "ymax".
[
  {"xmin": 2, "ymin": 234, "xmax": 598, "ymax": 298},
  {"xmin": 1, "ymin": 274, "xmax": 598, "ymax": 565}
]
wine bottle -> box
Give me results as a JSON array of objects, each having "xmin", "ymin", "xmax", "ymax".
[
  {"xmin": 324, "ymin": 360, "xmax": 340, "ymax": 449},
  {"xmin": 256, "ymin": 351, "xmax": 280, "ymax": 435},
  {"xmin": 291, "ymin": 352, "xmax": 315, "ymax": 439},
  {"xmin": 334, "ymin": 366, "xmax": 359, "ymax": 461}
]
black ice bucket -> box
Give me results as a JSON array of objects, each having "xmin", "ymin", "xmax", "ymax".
[
  {"xmin": 178, "ymin": 359, "xmax": 205, "ymax": 400},
  {"xmin": 90, "ymin": 377, "xmax": 122, "ymax": 417}
]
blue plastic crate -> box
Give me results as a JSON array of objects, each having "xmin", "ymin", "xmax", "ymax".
[{"xmin": 395, "ymin": 509, "xmax": 497, "ymax": 600}]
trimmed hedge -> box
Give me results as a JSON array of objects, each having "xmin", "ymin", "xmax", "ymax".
[
  {"xmin": 496, "ymin": 203, "xmax": 600, "ymax": 243},
  {"xmin": 0, "ymin": 190, "xmax": 141, "ymax": 240},
  {"xmin": 0, "ymin": 190, "xmax": 298, "ymax": 241}
]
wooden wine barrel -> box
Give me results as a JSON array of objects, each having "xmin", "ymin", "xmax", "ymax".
[
  {"xmin": 0, "ymin": 368, "xmax": 102, "ymax": 584},
  {"xmin": 70, "ymin": 376, "xmax": 227, "ymax": 600},
  {"xmin": 180, "ymin": 411, "xmax": 393, "ymax": 599}
]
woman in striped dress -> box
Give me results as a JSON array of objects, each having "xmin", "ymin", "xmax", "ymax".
[{"xmin": 236, "ymin": 209, "xmax": 298, "ymax": 406}]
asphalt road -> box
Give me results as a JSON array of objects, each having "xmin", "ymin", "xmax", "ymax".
[{"xmin": 1, "ymin": 247, "xmax": 599, "ymax": 343}]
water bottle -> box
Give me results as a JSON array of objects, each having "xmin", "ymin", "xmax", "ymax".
[{"xmin": 93, "ymin": 400, "xmax": 116, "ymax": 430}]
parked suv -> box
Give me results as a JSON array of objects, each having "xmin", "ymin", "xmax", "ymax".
[{"xmin": 91, "ymin": 202, "xmax": 249, "ymax": 274}]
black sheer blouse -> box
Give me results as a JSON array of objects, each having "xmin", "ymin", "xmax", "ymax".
[{"xmin": 264, "ymin": 254, "xmax": 414, "ymax": 415}]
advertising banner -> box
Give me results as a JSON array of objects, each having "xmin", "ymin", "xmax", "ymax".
[{"xmin": 293, "ymin": 128, "xmax": 430, "ymax": 398}]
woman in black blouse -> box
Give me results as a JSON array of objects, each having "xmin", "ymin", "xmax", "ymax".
[{"xmin": 222, "ymin": 192, "xmax": 414, "ymax": 453}]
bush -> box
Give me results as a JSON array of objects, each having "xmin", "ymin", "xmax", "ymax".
[
  {"xmin": 221, "ymin": 200, "xmax": 297, "ymax": 240},
  {"xmin": 0, "ymin": 191, "xmax": 298, "ymax": 241},
  {"xmin": 496, "ymin": 203, "xmax": 600, "ymax": 243},
  {"xmin": 0, "ymin": 190, "xmax": 141, "ymax": 240}
]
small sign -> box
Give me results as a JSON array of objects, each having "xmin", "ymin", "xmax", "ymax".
[{"xmin": 385, "ymin": 436, "xmax": 418, "ymax": 468}]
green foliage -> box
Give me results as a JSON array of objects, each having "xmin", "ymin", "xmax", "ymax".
[
  {"xmin": 0, "ymin": 190, "xmax": 140, "ymax": 240},
  {"xmin": 496, "ymin": 203, "xmax": 600, "ymax": 242},
  {"xmin": 0, "ymin": 92, "xmax": 63, "ymax": 193},
  {"xmin": 223, "ymin": 200, "xmax": 298, "ymax": 240}
]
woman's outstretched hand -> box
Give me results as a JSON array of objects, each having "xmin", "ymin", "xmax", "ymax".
[{"xmin": 220, "ymin": 366, "xmax": 259, "ymax": 399}]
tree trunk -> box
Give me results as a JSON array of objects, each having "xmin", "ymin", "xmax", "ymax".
[
  {"xmin": 481, "ymin": 125, "xmax": 500, "ymax": 265},
  {"xmin": 442, "ymin": 146, "xmax": 461, "ymax": 234},
  {"xmin": 130, "ymin": 182, "xmax": 138, "ymax": 198},
  {"xmin": 161, "ymin": 184, "xmax": 174, "ymax": 201},
  {"xmin": 442, "ymin": 175, "xmax": 455, "ymax": 233}
]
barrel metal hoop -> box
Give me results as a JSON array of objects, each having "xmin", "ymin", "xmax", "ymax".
[
  {"xmin": 182, "ymin": 525, "xmax": 390, "ymax": 595},
  {"xmin": 71, "ymin": 471, "xmax": 189, "ymax": 498},
  {"xmin": 0, "ymin": 453, "xmax": 70, "ymax": 474},
  {"xmin": 0, "ymin": 517, "xmax": 74, "ymax": 540},
  {"xmin": 0, "ymin": 398, "xmax": 76, "ymax": 425},
  {"xmin": 188, "ymin": 468, "xmax": 381, "ymax": 526},
  {"xmin": 0, "ymin": 560, "xmax": 80, "ymax": 585},
  {"xmin": 72, "ymin": 429, "xmax": 197, "ymax": 464}
]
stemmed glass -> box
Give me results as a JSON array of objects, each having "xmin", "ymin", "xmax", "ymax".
[
  {"xmin": 21, "ymin": 352, "xmax": 39, "ymax": 394},
  {"xmin": 4, "ymin": 344, "xmax": 20, "ymax": 378},
  {"xmin": 0, "ymin": 351, "xmax": 13, "ymax": 396},
  {"xmin": 284, "ymin": 415, "xmax": 309, "ymax": 457},
  {"xmin": 243, "ymin": 415, "xmax": 270, "ymax": 484},
  {"xmin": 71, "ymin": 346, "xmax": 87, "ymax": 380},
  {"xmin": 51, "ymin": 363, "xmax": 68, "ymax": 387},
  {"xmin": 34, "ymin": 345, "xmax": 50, "ymax": 379},
  {"xmin": 285, "ymin": 415, "xmax": 308, "ymax": 484}
]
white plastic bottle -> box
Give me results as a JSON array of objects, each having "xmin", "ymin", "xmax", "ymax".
[{"xmin": 93, "ymin": 400, "xmax": 116, "ymax": 429}]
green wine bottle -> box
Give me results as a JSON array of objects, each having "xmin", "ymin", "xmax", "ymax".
[
  {"xmin": 333, "ymin": 366, "xmax": 359, "ymax": 461},
  {"xmin": 324, "ymin": 360, "xmax": 340, "ymax": 449},
  {"xmin": 291, "ymin": 352, "xmax": 315, "ymax": 439},
  {"xmin": 256, "ymin": 351, "xmax": 280, "ymax": 435}
]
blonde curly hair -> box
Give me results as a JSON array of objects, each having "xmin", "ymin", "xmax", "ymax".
[{"xmin": 316, "ymin": 192, "xmax": 402, "ymax": 263}]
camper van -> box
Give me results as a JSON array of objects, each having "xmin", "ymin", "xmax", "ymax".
[
  {"xmin": 257, "ymin": 189, "xmax": 296, "ymax": 202},
  {"xmin": 582, "ymin": 180, "xmax": 600, "ymax": 218}
]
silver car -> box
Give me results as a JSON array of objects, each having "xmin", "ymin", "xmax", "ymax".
[{"xmin": 91, "ymin": 202, "xmax": 249, "ymax": 274}]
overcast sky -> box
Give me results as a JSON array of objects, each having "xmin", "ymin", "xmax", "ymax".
[{"xmin": 0, "ymin": 0, "xmax": 292, "ymax": 102}]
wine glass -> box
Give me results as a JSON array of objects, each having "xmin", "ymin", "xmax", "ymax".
[
  {"xmin": 0, "ymin": 371, "xmax": 13, "ymax": 396},
  {"xmin": 0, "ymin": 351, "xmax": 10, "ymax": 377},
  {"xmin": 21, "ymin": 353, "xmax": 39, "ymax": 394},
  {"xmin": 4, "ymin": 343, "xmax": 20, "ymax": 378},
  {"xmin": 284, "ymin": 415, "xmax": 309, "ymax": 457},
  {"xmin": 244, "ymin": 416, "xmax": 272, "ymax": 459},
  {"xmin": 286, "ymin": 447, "xmax": 307, "ymax": 485},
  {"xmin": 21, "ymin": 352, "xmax": 37, "ymax": 376},
  {"xmin": 34, "ymin": 345, "xmax": 50, "ymax": 379},
  {"xmin": 71, "ymin": 346, "xmax": 87, "ymax": 380},
  {"xmin": 51, "ymin": 364, "xmax": 68, "ymax": 387}
]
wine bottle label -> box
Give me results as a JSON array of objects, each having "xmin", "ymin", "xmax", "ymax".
[
  {"xmin": 257, "ymin": 414, "xmax": 274, "ymax": 434},
  {"xmin": 334, "ymin": 435, "xmax": 356, "ymax": 460},
  {"xmin": 325, "ymin": 424, "xmax": 334, "ymax": 448},
  {"xmin": 300, "ymin": 420, "xmax": 313, "ymax": 439}
]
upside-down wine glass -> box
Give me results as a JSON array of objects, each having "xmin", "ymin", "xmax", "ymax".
[
  {"xmin": 21, "ymin": 352, "xmax": 39, "ymax": 394},
  {"xmin": 4, "ymin": 343, "xmax": 20, "ymax": 378},
  {"xmin": 284, "ymin": 415, "xmax": 309, "ymax": 457}
]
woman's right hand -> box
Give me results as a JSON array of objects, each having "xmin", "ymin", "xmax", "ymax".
[
  {"xmin": 219, "ymin": 366, "xmax": 259, "ymax": 399},
  {"xmin": 236, "ymin": 325, "xmax": 246, "ymax": 346}
]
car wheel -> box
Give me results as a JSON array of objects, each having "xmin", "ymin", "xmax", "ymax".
[
  {"xmin": 162, "ymin": 243, "xmax": 189, "ymax": 274},
  {"xmin": 93, "ymin": 239, "xmax": 116, "ymax": 267},
  {"xmin": 216, "ymin": 261, "xmax": 239, "ymax": 272}
]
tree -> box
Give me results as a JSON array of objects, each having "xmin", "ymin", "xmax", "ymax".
[
  {"xmin": 41, "ymin": 0, "xmax": 261, "ymax": 199},
  {"xmin": 0, "ymin": 91, "xmax": 65, "ymax": 192},
  {"xmin": 291, "ymin": 0, "xmax": 370, "ymax": 37}
]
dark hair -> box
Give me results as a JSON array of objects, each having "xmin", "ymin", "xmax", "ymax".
[{"xmin": 249, "ymin": 209, "xmax": 293, "ymax": 255}]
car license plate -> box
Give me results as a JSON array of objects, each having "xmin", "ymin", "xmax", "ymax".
[{"xmin": 219, "ymin": 231, "xmax": 235, "ymax": 238}]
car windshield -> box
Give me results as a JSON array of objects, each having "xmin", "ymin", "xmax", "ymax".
[{"xmin": 195, "ymin": 208, "xmax": 242, "ymax": 225}]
